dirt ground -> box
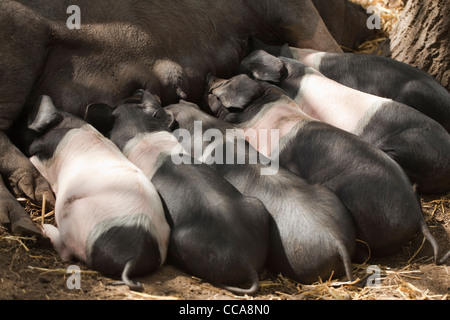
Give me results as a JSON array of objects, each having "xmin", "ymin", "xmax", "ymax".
[{"xmin": 0, "ymin": 194, "xmax": 448, "ymax": 301}]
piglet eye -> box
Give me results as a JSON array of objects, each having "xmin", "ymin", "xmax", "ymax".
[{"xmin": 152, "ymin": 109, "xmax": 161, "ymax": 119}]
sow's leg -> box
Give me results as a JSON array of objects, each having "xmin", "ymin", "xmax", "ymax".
[
  {"xmin": 0, "ymin": 2, "xmax": 55, "ymax": 236},
  {"xmin": 0, "ymin": 132, "xmax": 54, "ymax": 236},
  {"xmin": 251, "ymin": 0, "xmax": 343, "ymax": 53}
]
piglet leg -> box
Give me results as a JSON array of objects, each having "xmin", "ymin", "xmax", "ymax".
[{"xmin": 42, "ymin": 224, "xmax": 73, "ymax": 262}]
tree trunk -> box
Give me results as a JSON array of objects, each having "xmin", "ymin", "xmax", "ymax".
[{"xmin": 381, "ymin": 0, "xmax": 450, "ymax": 90}]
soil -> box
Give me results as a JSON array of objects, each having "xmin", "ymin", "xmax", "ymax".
[{"xmin": 0, "ymin": 195, "xmax": 448, "ymax": 301}]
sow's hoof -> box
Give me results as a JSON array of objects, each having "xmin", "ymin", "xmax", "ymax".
[
  {"xmin": 7, "ymin": 166, "xmax": 55, "ymax": 209},
  {"xmin": 0, "ymin": 177, "xmax": 42, "ymax": 237},
  {"xmin": 0, "ymin": 196, "xmax": 41, "ymax": 237}
]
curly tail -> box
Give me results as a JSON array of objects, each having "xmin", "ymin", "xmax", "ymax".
[
  {"xmin": 220, "ymin": 270, "xmax": 260, "ymax": 296},
  {"xmin": 337, "ymin": 242, "xmax": 354, "ymax": 282},
  {"xmin": 121, "ymin": 259, "xmax": 145, "ymax": 292},
  {"xmin": 420, "ymin": 220, "xmax": 440, "ymax": 264},
  {"xmin": 414, "ymin": 185, "xmax": 441, "ymax": 264},
  {"xmin": 438, "ymin": 249, "xmax": 450, "ymax": 265},
  {"xmin": 109, "ymin": 259, "xmax": 144, "ymax": 292}
]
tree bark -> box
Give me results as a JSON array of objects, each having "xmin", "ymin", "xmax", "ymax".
[{"xmin": 382, "ymin": 0, "xmax": 450, "ymax": 90}]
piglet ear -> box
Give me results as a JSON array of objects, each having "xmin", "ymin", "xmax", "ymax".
[
  {"xmin": 140, "ymin": 90, "xmax": 161, "ymax": 107},
  {"xmin": 165, "ymin": 110, "xmax": 175, "ymax": 129},
  {"xmin": 28, "ymin": 96, "xmax": 63, "ymax": 133},
  {"xmin": 211, "ymin": 74, "xmax": 263, "ymax": 110},
  {"xmin": 163, "ymin": 108, "xmax": 177, "ymax": 130},
  {"xmin": 279, "ymin": 44, "xmax": 294, "ymax": 59},
  {"xmin": 84, "ymin": 103, "xmax": 115, "ymax": 136},
  {"xmin": 238, "ymin": 50, "xmax": 286, "ymax": 83}
]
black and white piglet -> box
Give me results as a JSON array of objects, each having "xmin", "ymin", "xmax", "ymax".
[
  {"xmin": 206, "ymin": 74, "xmax": 443, "ymax": 263},
  {"xmin": 238, "ymin": 50, "xmax": 450, "ymax": 194},
  {"xmin": 27, "ymin": 96, "xmax": 170, "ymax": 291},
  {"xmin": 165, "ymin": 100, "xmax": 356, "ymax": 284},
  {"xmin": 86, "ymin": 90, "xmax": 270, "ymax": 295},
  {"xmin": 250, "ymin": 40, "xmax": 450, "ymax": 133}
]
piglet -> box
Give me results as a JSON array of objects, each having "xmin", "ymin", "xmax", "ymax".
[
  {"xmin": 27, "ymin": 96, "xmax": 170, "ymax": 291},
  {"xmin": 287, "ymin": 46, "xmax": 450, "ymax": 133},
  {"xmin": 165, "ymin": 100, "xmax": 356, "ymax": 284},
  {"xmin": 206, "ymin": 74, "xmax": 443, "ymax": 264},
  {"xmin": 85, "ymin": 90, "xmax": 270, "ymax": 295},
  {"xmin": 249, "ymin": 40, "xmax": 450, "ymax": 133},
  {"xmin": 237, "ymin": 50, "xmax": 450, "ymax": 194}
]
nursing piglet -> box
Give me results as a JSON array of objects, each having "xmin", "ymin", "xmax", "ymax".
[
  {"xmin": 27, "ymin": 96, "xmax": 170, "ymax": 291},
  {"xmin": 238, "ymin": 50, "xmax": 450, "ymax": 194},
  {"xmin": 249, "ymin": 40, "xmax": 450, "ymax": 133},
  {"xmin": 288, "ymin": 46, "xmax": 450, "ymax": 133},
  {"xmin": 206, "ymin": 74, "xmax": 442, "ymax": 263},
  {"xmin": 165, "ymin": 100, "xmax": 356, "ymax": 284},
  {"xmin": 85, "ymin": 90, "xmax": 270, "ymax": 295}
]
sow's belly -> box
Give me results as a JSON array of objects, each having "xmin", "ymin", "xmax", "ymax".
[{"xmin": 29, "ymin": 9, "xmax": 250, "ymax": 114}]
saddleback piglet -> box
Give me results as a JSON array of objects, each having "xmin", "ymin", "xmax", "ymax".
[
  {"xmin": 27, "ymin": 96, "xmax": 170, "ymax": 292},
  {"xmin": 164, "ymin": 99, "xmax": 356, "ymax": 284},
  {"xmin": 85, "ymin": 90, "xmax": 270, "ymax": 295},
  {"xmin": 287, "ymin": 46, "xmax": 450, "ymax": 133},
  {"xmin": 237, "ymin": 50, "xmax": 450, "ymax": 194},
  {"xmin": 249, "ymin": 40, "xmax": 450, "ymax": 133},
  {"xmin": 206, "ymin": 74, "xmax": 444, "ymax": 264}
]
